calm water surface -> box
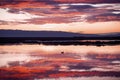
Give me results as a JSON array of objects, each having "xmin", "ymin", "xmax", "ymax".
[{"xmin": 0, "ymin": 44, "xmax": 120, "ymax": 80}]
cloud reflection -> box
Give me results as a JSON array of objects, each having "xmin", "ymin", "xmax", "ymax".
[
  {"xmin": 0, "ymin": 44, "xmax": 120, "ymax": 80},
  {"xmin": 0, "ymin": 53, "xmax": 41, "ymax": 67}
]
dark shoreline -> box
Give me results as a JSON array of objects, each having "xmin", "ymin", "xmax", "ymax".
[
  {"xmin": 0, "ymin": 37, "xmax": 120, "ymax": 46},
  {"xmin": 1, "ymin": 37, "xmax": 120, "ymax": 40}
]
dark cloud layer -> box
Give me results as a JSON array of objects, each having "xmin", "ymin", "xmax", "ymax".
[
  {"xmin": 0, "ymin": 0, "xmax": 120, "ymax": 5},
  {"xmin": 87, "ymin": 13, "xmax": 120, "ymax": 22}
]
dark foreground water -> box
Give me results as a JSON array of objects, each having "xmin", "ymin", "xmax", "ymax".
[{"xmin": 0, "ymin": 44, "xmax": 120, "ymax": 80}]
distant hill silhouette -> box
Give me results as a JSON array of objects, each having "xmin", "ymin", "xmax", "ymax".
[{"xmin": 0, "ymin": 30, "xmax": 120, "ymax": 37}]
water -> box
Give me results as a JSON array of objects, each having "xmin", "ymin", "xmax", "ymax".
[
  {"xmin": 35, "ymin": 77, "xmax": 120, "ymax": 80},
  {"xmin": 0, "ymin": 44, "xmax": 120, "ymax": 80}
]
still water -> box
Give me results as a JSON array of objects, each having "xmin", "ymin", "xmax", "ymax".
[{"xmin": 0, "ymin": 44, "xmax": 120, "ymax": 80}]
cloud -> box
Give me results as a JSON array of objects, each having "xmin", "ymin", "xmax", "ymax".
[
  {"xmin": 0, "ymin": 0, "xmax": 119, "ymax": 7},
  {"xmin": 54, "ymin": 0, "xmax": 120, "ymax": 3},
  {"xmin": 1, "ymin": 65, "xmax": 120, "ymax": 80},
  {"xmin": 0, "ymin": 1, "xmax": 120, "ymax": 25},
  {"xmin": 0, "ymin": 2, "xmax": 117, "ymax": 34},
  {"xmin": 87, "ymin": 13, "xmax": 120, "ymax": 22},
  {"xmin": 69, "ymin": 63, "xmax": 93, "ymax": 70},
  {"xmin": 0, "ymin": 8, "xmax": 44, "ymax": 22},
  {"xmin": 34, "ymin": 77, "xmax": 120, "ymax": 80},
  {"xmin": 0, "ymin": 0, "xmax": 55, "ymax": 9},
  {"xmin": 0, "ymin": 53, "xmax": 40, "ymax": 67},
  {"xmin": 68, "ymin": 5, "xmax": 94, "ymax": 10}
]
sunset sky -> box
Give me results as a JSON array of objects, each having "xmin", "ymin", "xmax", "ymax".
[
  {"xmin": 0, "ymin": 1, "xmax": 120, "ymax": 80},
  {"xmin": 0, "ymin": 0, "xmax": 120, "ymax": 34}
]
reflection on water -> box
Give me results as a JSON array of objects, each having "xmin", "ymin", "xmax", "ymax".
[
  {"xmin": 35, "ymin": 77, "xmax": 120, "ymax": 80},
  {"xmin": 0, "ymin": 53, "xmax": 40, "ymax": 67},
  {"xmin": 0, "ymin": 44, "xmax": 120, "ymax": 80}
]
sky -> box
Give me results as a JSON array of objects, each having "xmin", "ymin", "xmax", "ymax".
[
  {"xmin": 0, "ymin": 1, "xmax": 120, "ymax": 79},
  {"xmin": 0, "ymin": 0, "xmax": 120, "ymax": 34}
]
